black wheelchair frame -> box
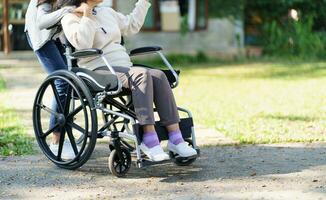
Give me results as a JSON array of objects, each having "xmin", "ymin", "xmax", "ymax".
[{"xmin": 33, "ymin": 37, "xmax": 200, "ymax": 177}]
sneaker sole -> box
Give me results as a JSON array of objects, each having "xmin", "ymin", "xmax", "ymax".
[{"xmin": 168, "ymin": 145, "xmax": 197, "ymax": 158}]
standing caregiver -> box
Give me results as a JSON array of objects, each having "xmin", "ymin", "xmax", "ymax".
[{"xmin": 25, "ymin": 0, "xmax": 76, "ymax": 159}]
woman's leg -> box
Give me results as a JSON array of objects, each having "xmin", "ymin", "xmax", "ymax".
[
  {"xmin": 94, "ymin": 67, "xmax": 169, "ymax": 161},
  {"xmin": 34, "ymin": 40, "xmax": 68, "ymax": 144},
  {"xmin": 96, "ymin": 66, "xmax": 157, "ymax": 125},
  {"xmin": 27, "ymin": 33, "xmax": 75, "ymax": 159},
  {"xmin": 147, "ymin": 69, "xmax": 197, "ymax": 157},
  {"xmin": 147, "ymin": 69, "xmax": 180, "ymax": 126},
  {"xmin": 146, "ymin": 69, "xmax": 183, "ymax": 142}
]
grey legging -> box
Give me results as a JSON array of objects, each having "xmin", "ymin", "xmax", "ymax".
[{"xmin": 94, "ymin": 66, "xmax": 180, "ymax": 126}]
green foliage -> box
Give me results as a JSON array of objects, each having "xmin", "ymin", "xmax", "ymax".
[
  {"xmin": 180, "ymin": 14, "xmax": 189, "ymax": 36},
  {"xmin": 209, "ymin": 0, "xmax": 244, "ymax": 19},
  {"xmin": 262, "ymin": 17, "xmax": 326, "ymax": 58},
  {"xmin": 0, "ymin": 77, "xmax": 34, "ymax": 156},
  {"xmin": 245, "ymin": 0, "xmax": 326, "ymax": 31},
  {"xmin": 0, "ymin": 106, "xmax": 34, "ymax": 156},
  {"xmin": 166, "ymin": 51, "xmax": 210, "ymax": 64},
  {"xmin": 246, "ymin": 0, "xmax": 326, "ymax": 57},
  {"xmin": 0, "ymin": 76, "xmax": 5, "ymax": 92},
  {"xmin": 133, "ymin": 51, "xmax": 212, "ymax": 67}
]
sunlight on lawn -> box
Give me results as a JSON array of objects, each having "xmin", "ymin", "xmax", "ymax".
[
  {"xmin": 0, "ymin": 106, "xmax": 34, "ymax": 156},
  {"xmin": 174, "ymin": 61, "xmax": 326, "ymax": 144},
  {"xmin": 0, "ymin": 77, "xmax": 34, "ymax": 156}
]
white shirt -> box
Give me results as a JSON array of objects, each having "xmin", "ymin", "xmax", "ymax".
[
  {"xmin": 61, "ymin": 0, "xmax": 151, "ymax": 70},
  {"xmin": 25, "ymin": 0, "xmax": 73, "ymax": 51}
]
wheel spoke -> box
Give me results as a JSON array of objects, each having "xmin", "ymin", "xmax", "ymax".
[
  {"xmin": 66, "ymin": 126, "xmax": 79, "ymax": 156},
  {"xmin": 50, "ymin": 82, "xmax": 64, "ymax": 113},
  {"xmin": 68, "ymin": 122, "xmax": 86, "ymax": 135},
  {"xmin": 41, "ymin": 123, "xmax": 60, "ymax": 138},
  {"xmin": 38, "ymin": 103, "xmax": 60, "ymax": 117},
  {"xmin": 66, "ymin": 105, "xmax": 83, "ymax": 120},
  {"xmin": 63, "ymin": 86, "xmax": 72, "ymax": 115},
  {"xmin": 119, "ymin": 164, "xmax": 122, "ymax": 173},
  {"xmin": 115, "ymin": 163, "xmax": 121, "ymax": 173},
  {"xmin": 57, "ymin": 128, "xmax": 66, "ymax": 160},
  {"xmin": 122, "ymin": 163, "xmax": 128, "ymax": 169}
]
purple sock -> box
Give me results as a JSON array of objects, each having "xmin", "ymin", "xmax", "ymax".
[
  {"xmin": 168, "ymin": 131, "xmax": 184, "ymax": 145},
  {"xmin": 142, "ymin": 131, "xmax": 160, "ymax": 148}
]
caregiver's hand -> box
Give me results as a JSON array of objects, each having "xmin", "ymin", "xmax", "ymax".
[{"xmin": 74, "ymin": 2, "xmax": 93, "ymax": 17}]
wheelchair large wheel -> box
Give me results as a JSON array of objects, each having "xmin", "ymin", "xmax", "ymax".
[{"xmin": 33, "ymin": 70, "xmax": 98, "ymax": 170}]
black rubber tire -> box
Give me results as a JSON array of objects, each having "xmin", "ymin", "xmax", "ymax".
[
  {"xmin": 108, "ymin": 148, "xmax": 131, "ymax": 177},
  {"xmin": 33, "ymin": 70, "xmax": 98, "ymax": 170},
  {"xmin": 170, "ymin": 139, "xmax": 197, "ymax": 166}
]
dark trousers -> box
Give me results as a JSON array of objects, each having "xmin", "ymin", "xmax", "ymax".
[
  {"xmin": 27, "ymin": 33, "xmax": 68, "ymax": 130},
  {"xmin": 95, "ymin": 66, "xmax": 180, "ymax": 126}
]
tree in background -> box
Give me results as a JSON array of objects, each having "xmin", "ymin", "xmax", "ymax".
[
  {"xmin": 245, "ymin": 0, "xmax": 326, "ymax": 58},
  {"xmin": 208, "ymin": 0, "xmax": 244, "ymax": 20}
]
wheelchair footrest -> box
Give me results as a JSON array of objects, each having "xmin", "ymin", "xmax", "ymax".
[
  {"xmin": 133, "ymin": 117, "xmax": 194, "ymax": 145},
  {"xmin": 136, "ymin": 152, "xmax": 199, "ymax": 168},
  {"xmin": 137, "ymin": 159, "xmax": 172, "ymax": 168},
  {"xmin": 174, "ymin": 154, "xmax": 198, "ymax": 162}
]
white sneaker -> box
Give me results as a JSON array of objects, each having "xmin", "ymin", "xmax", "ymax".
[
  {"xmin": 168, "ymin": 141, "xmax": 197, "ymax": 158},
  {"xmin": 140, "ymin": 143, "xmax": 170, "ymax": 162},
  {"xmin": 49, "ymin": 141, "xmax": 79, "ymax": 160}
]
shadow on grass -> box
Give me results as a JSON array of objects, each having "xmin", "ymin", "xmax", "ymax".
[
  {"xmin": 253, "ymin": 63, "xmax": 326, "ymax": 79},
  {"xmin": 261, "ymin": 114, "xmax": 323, "ymax": 122}
]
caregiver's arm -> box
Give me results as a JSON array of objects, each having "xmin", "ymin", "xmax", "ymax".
[
  {"xmin": 36, "ymin": 3, "xmax": 74, "ymax": 30},
  {"xmin": 114, "ymin": 0, "xmax": 151, "ymax": 36},
  {"xmin": 61, "ymin": 11, "xmax": 97, "ymax": 49}
]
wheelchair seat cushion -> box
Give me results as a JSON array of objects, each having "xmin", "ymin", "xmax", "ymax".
[{"xmin": 71, "ymin": 67, "xmax": 119, "ymax": 93}]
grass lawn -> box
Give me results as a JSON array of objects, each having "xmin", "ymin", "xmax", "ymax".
[
  {"xmin": 0, "ymin": 76, "xmax": 34, "ymax": 156},
  {"xmin": 173, "ymin": 60, "xmax": 326, "ymax": 144},
  {"xmin": 0, "ymin": 76, "xmax": 5, "ymax": 92}
]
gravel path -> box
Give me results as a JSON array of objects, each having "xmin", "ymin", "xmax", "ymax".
[
  {"xmin": 0, "ymin": 55, "xmax": 326, "ymax": 200},
  {"xmin": 1, "ymin": 143, "xmax": 326, "ymax": 200}
]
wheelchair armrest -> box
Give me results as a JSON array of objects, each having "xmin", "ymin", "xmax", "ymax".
[
  {"xmin": 129, "ymin": 46, "xmax": 162, "ymax": 56},
  {"xmin": 71, "ymin": 48, "xmax": 103, "ymax": 59}
]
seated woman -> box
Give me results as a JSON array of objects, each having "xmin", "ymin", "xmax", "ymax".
[{"xmin": 59, "ymin": 0, "xmax": 197, "ymax": 161}]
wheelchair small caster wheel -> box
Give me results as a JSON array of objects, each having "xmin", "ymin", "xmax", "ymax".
[{"xmin": 108, "ymin": 148, "xmax": 131, "ymax": 177}]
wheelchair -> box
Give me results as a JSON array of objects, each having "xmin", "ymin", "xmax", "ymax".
[{"xmin": 32, "ymin": 36, "xmax": 200, "ymax": 177}]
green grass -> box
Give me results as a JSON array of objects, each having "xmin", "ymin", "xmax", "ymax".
[
  {"xmin": 0, "ymin": 76, "xmax": 34, "ymax": 156},
  {"xmin": 172, "ymin": 60, "xmax": 326, "ymax": 144},
  {"xmin": 0, "ymin": 76, "xmax": 5, "ymax": 92}
]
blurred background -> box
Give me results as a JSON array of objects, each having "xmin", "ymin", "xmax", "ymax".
[
  {"xmin": 1, "ymin": 0, "xmax": 326, "ymax": 59},
  {"xmin": 1, "ymin": 0, "xmax": 326, "ymax": 156},
  {"xmin": 1, "ymin": 1, "xmax": 326, "ymax": 198}
]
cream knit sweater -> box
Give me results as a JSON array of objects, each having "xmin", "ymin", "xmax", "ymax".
[{"xmin": 61, "ymin": 0, "xmax": 151, "ymax": 70}]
